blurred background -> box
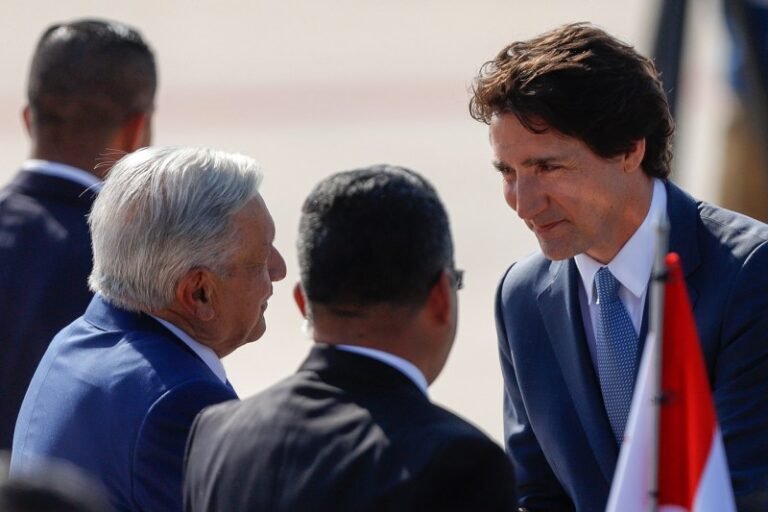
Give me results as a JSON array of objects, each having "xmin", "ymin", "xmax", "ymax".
[{"xmin": 0, "ymin": 0, "xmax": 749, "ymax": 443}]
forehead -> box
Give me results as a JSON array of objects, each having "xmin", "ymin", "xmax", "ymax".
[
  {"xmin": 233, "ymin": 195, "xmax": 274, "ymax": 246},
  {"xmin": 490, "ymin": 114, "xmax": 580, "ymax": 152}
]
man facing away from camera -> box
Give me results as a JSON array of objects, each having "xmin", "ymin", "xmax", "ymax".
[
  {"xmin": 183, "ymin": 164, "xmax": 516, "ymax": 512},
  {"xmin": 470, "ymin": 22, "xmax": 768, "ymax": 512},
  {"xmin": 0, "ymin": 18, "xmax": 157, "ymax": 451},
  {"xmin": 11, "ymin": 146, "xmax": 287, "ymax": 512}
]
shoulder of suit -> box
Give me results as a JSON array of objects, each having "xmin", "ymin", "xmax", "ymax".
[
  {"xmin": 496, "ymin": 250, "xmax": 553, "ymax": 301},
  {"xmin": 697, "ymin": 200, "xmax": 768, "ymax": 251}
]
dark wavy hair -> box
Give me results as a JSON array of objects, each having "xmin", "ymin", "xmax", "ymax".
[
  {"xmin": 470, "ymin": 22, "xmax": 674, "ymax": 179},
  {"xmin": 298, "ymin": 164, "xmax": 454, "ymax": 307}
]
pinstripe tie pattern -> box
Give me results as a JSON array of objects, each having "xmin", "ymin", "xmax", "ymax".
[{"xmin": 594, "ymin": 267, "xmax": 638, "ymax": 445}]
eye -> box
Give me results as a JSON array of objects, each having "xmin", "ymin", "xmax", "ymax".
[{"xmin": 537, "ymin": 163, "xmax": 560, "ymax": 173}]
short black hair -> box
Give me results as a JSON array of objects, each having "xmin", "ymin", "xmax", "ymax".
[
  {"xmin": 298, "ymin": 164, "xmax": 454, "ymax": 307},
  {"xmin": 27, "ymin": 18, "xmax": 156, "ymax": 134},
  {"xmin": 470, "ymin": 22, "xmax": 674, "ymax": 179}
]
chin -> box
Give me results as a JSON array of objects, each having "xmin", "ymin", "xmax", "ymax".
[
  {"xmin": 249, "ymin": 319, "xmax": 267, "ymax": 342},
  {"xmin": 541, "ymin": 248, "xmax": 577, "ymax": 261}
]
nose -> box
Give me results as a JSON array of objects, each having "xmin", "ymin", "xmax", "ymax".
[
  {"xmin": 269, "ymin": 246, "xmax": 287, "ymax": 282},
  {"xmin": 509, "ymin": 174, "xmax": 547, "ymax": 221}
]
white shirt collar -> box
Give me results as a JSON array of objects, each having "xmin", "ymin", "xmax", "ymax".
[
  {"xmin": 336, "ymin": 344, "xmax": 429, "ymax": 396},
  {"xmin": 149, "ymin": 315, "xmax": 228, "ymax": 384},
  {"xmin": 575, "ymin": 178, "xmax": 667, "ymax": 304},
  {"xmin": 22, "ymin": 159, "xmax": 102, "ymax": 192}
]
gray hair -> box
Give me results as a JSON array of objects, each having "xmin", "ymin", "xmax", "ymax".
[{"xmin": 88, "ymin": 146, "xmax": 263, "ymax": 311}]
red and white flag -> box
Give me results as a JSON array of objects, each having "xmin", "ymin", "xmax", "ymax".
[{"xmin": 606, "ymin": 253, "xmax": 735, "ymax": 512}]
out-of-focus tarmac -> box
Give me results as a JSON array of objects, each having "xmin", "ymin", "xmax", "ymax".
[{"xmin": 0, "ymin": 0, "xmax": 732, "ymax": 443}]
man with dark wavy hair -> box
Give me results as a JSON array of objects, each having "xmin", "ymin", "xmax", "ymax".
[
  {"xmin": 0, "ymin": 18, "xmax": 157, "ymax": 451},
  {"xmin": 470, "ymin": 22, "xmax": 768, "ymax": 511}
]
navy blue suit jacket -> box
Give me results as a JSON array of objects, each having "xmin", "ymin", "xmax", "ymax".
[
  {"xmin": 0, "ymin": 169, "xmax": 96, "ymax": 450},
  {"xmin": 496, "ymin": 182, "xmax": 768, "ymax": 511},
  {"xmin": 184, "ymin": 344, "xmax": 516, "ymax": 512},
  {"xmin": 11, "ymin": 295, "xmax": 238, "ymax": 512}
]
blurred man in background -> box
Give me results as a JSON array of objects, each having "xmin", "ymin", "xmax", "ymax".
[
  {"xmin": 470, "ymin": 22, "xmax": 768, "ymax": 511},
  {"xmin": 1, "ymin": 457, "xmax": 110, "ymax": 512},
  {"xmin": 0, "ymin": 18, "xmax": 157, "ymax": 451},
  {"xmin": 719, "ymin": 0, "xmax": 768, "ymax": 222},
  {"xmin": 184, "ymin": 165, "xmax": 516, "ymax": 512},
  {"xmin": 12, "ymin": 146, "xmax": 286, "ymax": 511}
]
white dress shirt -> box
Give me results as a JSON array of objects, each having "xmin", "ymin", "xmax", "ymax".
[
  {"xmin": 22, "ymin": 159, "xmax": 102, "ymax": 192},
  {"xmin": 150, "ymin": 315, "xmax": 228, "ymax": 384},
  {"xmin": 336, "ymin": 344, "xmax": 429, "ymax": 396},
  {"xmin": 574, "ymin": 178, "xmax": 667, "ymax": 368}
]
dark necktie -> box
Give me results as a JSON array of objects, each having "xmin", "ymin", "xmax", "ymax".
[{"xmin": 594, "ymin": 267, "xmax": 638, "ymax": 444}]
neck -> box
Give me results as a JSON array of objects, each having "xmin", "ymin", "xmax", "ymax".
[
  {"xmin": 310, "ymin": 305, "xmax": 441, "ymax": 384},
  {"xmin": 589, "ymin": 175, "xmax": 655, "ymax": 264}
]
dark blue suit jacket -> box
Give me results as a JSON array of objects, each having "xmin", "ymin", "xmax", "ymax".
[
  {"xmin": 184, "ymin": 344, "xmax": 517, "ymax": 512},
  {"xmin": 11, "ymin": 295, "xmax": 238, "ymax": 512},
  {"xmin": 0, "ymin": 169, "xmax": 96, "ymax": 450},
  {"xmin": 496, "ymin": 181, "xmax": 768, "ymax": 512}
]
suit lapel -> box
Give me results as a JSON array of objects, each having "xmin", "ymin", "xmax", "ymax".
[{"xmin": 538, "ymin": 259, "xmax": 618, "ymax": 483}]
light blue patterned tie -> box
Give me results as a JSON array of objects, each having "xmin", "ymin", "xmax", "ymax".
[{"xmin": 594, "ymin": 267, "xmax": 638, "ymax": 444}]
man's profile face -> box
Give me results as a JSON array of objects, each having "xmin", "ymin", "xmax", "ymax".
[
  {"xmin": 489, "ymin": 113, "xmax": 642, "ymax": 263},
  {"xmin": 212, "ymin": 195, "xmax": 286, "ymax": 355}
]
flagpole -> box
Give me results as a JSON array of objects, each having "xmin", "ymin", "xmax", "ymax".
[{"xmin": 648, "ymin": 212, "xmax": 670, "ymax": 512}]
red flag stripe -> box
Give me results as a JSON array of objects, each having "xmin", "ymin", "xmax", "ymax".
[{"xmin": 658, "ymin": 253, "xmax": 717, "ymax": 509}]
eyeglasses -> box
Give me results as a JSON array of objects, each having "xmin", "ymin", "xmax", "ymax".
[
  {"xmin": 430, "ymin": 267, "xmax": 465, "ymax": 292},
  {"xmin": 448, "ymin": 268, "xmax": 464, "ymax": 291}
]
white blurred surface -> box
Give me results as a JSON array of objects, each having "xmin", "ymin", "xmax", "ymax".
[{"xmin": 0, "ymin": 0, "xmax": 730, "ymax": 443}]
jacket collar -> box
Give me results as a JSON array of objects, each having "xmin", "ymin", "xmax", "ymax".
[
  {"xmin": 298, "ymin": 343, "xmax": 430, "ymax": 402},
  {"xmin": 8, "ymin": 169, "xmax": 97, "ymax": 206}
]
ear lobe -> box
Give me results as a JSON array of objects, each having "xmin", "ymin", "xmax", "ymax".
[{"xmin": 293, "ymin": 283, "xmax": 308, "ymax": 318}]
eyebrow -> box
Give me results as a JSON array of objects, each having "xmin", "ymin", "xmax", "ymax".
[
  {"xmin": 492, "ymin": 160, "xmax": 511, "ymax": 172},
  {"xmin": 494, "ymin": 156, "xmax": 565, "ymax": 170}
]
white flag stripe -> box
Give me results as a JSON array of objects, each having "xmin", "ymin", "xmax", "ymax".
[{"xmin": 692, "ymin": 431, "xmax": 736, "ymax": 511}]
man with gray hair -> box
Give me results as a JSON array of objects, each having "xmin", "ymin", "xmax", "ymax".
[{"xmin": 10, "ymin": 146, "xmax": 287, "ymax": 512}]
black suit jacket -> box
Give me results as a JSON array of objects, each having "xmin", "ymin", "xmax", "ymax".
[
  {"xmin": 0, "ymin": 169, "xmax": 96, "ymax": 450},
  {"xmin": 184, "ymin": 344, "xmax": 516, "ymax": 512}
]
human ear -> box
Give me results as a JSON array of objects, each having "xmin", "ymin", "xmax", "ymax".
[
  {"xmin": 22, "ymin": 106, "xmax": 32, "ymax": 136},
  {"xmin": 425, "ymin": 271, "xmax": 452, "ymax": 326},
  {"xmin": 623, "ymin": 138, "xmax": 646, "ymax": 173},
  {"xmin": 108, "ymin": 112, "xmax": 151, "ymax": 154},
  {"xmin": 293, "ymin": 283, "xmax": 308, "ymax": 318},
  {"xmin": 177, "ymin": 268, "xmax": 216, "ymax": 322}
]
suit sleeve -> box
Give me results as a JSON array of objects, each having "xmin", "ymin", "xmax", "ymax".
[
  {"xmin": 714, "ymin": 240, "xmax": 768, "ymax": 512},
  {"xmin": 131, "ymin": 380, "xmax": 237, "ymax": 512},
  {"xmin": 495, "ymin": 273, "xmax": 575, "ymax": 511}
]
